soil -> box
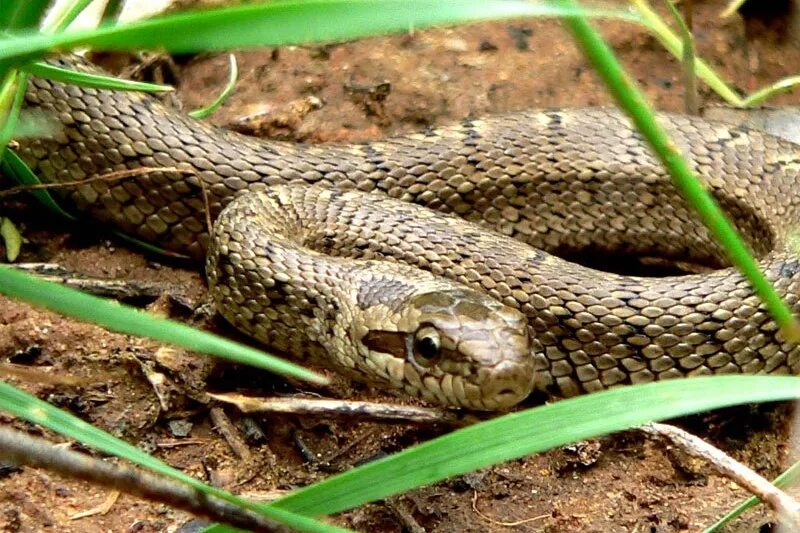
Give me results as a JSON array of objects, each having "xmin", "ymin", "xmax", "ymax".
[{"xmin": 3, "ymin": 1, "xmax": 800, "ymax": 531}]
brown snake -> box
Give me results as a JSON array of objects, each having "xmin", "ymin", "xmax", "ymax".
[{"xmin": 11, "ymin": 57, "xmax": 800, "ymax": 410}]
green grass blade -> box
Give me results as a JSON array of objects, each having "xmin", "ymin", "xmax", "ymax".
[
  {"xmin": 0, "ymin": 0, "xmax": 50, "ymax": 31},
  {"xmin": 0, "ymin": 0, "xmax": 641, "ymax": 65},
  {"xmin": 664, "ymin": 1, "xmax": 698, "ymax": 114},
  {"xmin": 631, "ymin": 0, "xmax": 743, "ymax": 106},
  {"xmin": 0, "ymin": 266, "xmax": 327, "ymax": 385},
  {"xmin": 101, "ymin": 0, "xmax": 125, "ymax": 25},
  {"xmin": 9, "ymin": 110, "xmax": 60, "ymax": 139},
  {"xmin": 0, "ymin": 381, "xmax": 349, "ymax": 533},
  {"xmin": 189, "ymin": 54, "xmax": 238, "ymax": 119},
  {"xmin": 0, "ymin": 217, "xmax": 23, "ymax": 261},
  {"xmin": 109, "ymin": 229, "xmax": 191, "ymax": 259},
  {"xmin": 554, "ymin": 0, "xmax": 800, "ymax": 338},
  {"xmin": 200, "ymin": 525, "xmax": 247, "ymax": 533},
  {"xmin": 0, "ymin": 150, "xmax": 78, "ymax": 220},
  {"xmin": 0, "ymin": 1, "xmax": 21, "ymax": 29},
  {"xmin": 634, "ymin": 0, "xmax": 799, "ymax": 108},
  {"xmin": 720, "ymin": 0, "xmax": 747, "ymax": 18},
  {"xmin": 24, "ymin": 61, "xmax": 174, "ymax": 92},
  {"xmin": 0, "ymin": 69, "xmax": 25, "ymax": 151},
  {"xmin": 270, "ymin": 376, "xmax": 800, "ymax": 516},
  {"xmin": 43, "ymin": 0, "xmax": 96, "ymax": 33},
  {"xmin": 741, "ymin": 75, "xmax": 800, "ymax": 107}
]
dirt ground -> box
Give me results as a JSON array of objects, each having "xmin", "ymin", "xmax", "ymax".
[{"xmin": 3, "ymin": 1, "xmax": 800, "ymax": 531}]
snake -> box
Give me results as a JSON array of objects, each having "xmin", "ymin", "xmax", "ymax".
[{"xmin": 10, "ymin": 56, "xmax": 800, "ymax": 410}]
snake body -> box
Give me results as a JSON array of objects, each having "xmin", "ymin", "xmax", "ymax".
[{"xmin": 13, "ymin": 57, "xmax": 800, "ymax": 409}]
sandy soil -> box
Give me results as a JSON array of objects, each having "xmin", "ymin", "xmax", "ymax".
[{"xmin": 3, "ymin": 1, "xmax": 800, "ymax": 531}]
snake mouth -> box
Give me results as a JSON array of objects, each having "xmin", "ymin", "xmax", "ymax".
[
  {"xmin": 474, "ymin": 359, "xmax": 537, "ymax": 410},
  {"xmin": 405, "ymin": 361, "xmax": 535, "ymax": 411}
]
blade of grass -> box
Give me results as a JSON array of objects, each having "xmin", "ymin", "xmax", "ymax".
[
  {"xmin": 43, "ymin": 0, "xmax": 96, "ymax": 34},
  {"xmin": 109, "ymin": 229, "xmax": 192, "ymax": 259},
  {"xmin": 0, "ymin": 70, "xmax": 28, "ymax": 151},
  {"xmin": 0, "ymin": 266, "xmax": 328, "ymax": 385},
  {"xmin": 0, "ymin": 69, "xmax": 21, "ymax": 138},
  {"xmin": 101, "ymin": 0, "xmax": 125, "ymax": 25},
  {"xmin": 269, "ymin": 376, "xmax": 800, "ymax": 516},
  {"xmin": 24, "ymin": 61, "xmax": 174, "ymax": 92},
  {"xmin": 632, "ymin": 0, "xmax": 744, "ymax": 105},
  {"xmin": 0, "ymin": 0, "xmax": 641, "ymax": 66},
  {"xmin": 741, "ymin": 75, "xmax": 800, "ymax": 106},
  {"xmin": 201, "ymin": 525, "xmax": 247, "ymax": 533},
  {"xmin": 554, "ymin": 0, "xmax": 800, "ymax": 339},
  {"xmin": 720, "ymin": 0, "xmax": 747, "ymax": 18},
  {"xmin": 0, "ymin": 381, "xmax": 349, "ymax": 533},
  {"xmin": 0, "ymin": 0, "xmax": 50, "ymax": 31},
  {"xmin": 635, "ymin": 0, "xmax": 800, "ymax": 108},
  {"xmin": 0, "ymin": 217, "xmax": 22, "ymax": 261},
  {"xmin": 189, "ymin": 54, "xmax": 238, "ymax": 119},
  {"xmin": 8, "ymin": 109, "xmax": 60, "ymax": 139},
  {"xmin": 0, "ymin": 149, "xmax": 77, "ymax": 220},
  {"xmin": 665, "ymin": 0, "xmax": 698, "ymax": 114}
]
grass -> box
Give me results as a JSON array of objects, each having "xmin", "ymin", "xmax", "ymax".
[{"xmin": 0, "ymin": 0, "xmax": 799, "ymax": 531}]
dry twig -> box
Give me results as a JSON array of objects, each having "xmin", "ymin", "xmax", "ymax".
[
  {"xmin": 0, "ymin": 425, "xmax": 292, "ymax": 533},
  {"xmin": 209, "ymin": 392, "xmax": 475, "ymax": 426},
  {"xmin": 641, "ymin": 422, "xmax": 800, "ymax": 529},
  {"xmin": 11, "ymin": 263, "xmax": 167, "ymax": 301},
  {"xmin": 210, "ymin": 406, "xmax": 252, "ymax": 461}
]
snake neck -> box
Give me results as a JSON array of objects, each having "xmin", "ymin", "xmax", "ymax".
[{"xmin": 206, "ymin": 187, "xmax": 535, "ymax": 409}]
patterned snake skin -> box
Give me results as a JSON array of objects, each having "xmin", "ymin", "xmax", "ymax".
[{"xmin": 12, "ymin": 57, "xmax": 800, "ymax": 409}]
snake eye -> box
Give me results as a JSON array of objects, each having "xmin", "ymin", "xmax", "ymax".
[{"xmin": 412, "ymin": 327, "xmax": 441, "ymax": 364}]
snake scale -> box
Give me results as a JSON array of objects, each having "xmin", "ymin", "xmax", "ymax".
[{"xmin": 11, "ymin": 57, "xmax": 800, "ymax": 410}]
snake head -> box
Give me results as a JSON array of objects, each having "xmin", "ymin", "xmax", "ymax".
[{"xmin": 360, "ymin": 288, "xmax": 535, "ymax": 410}]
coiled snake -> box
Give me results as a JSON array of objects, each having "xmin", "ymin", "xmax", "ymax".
[{"xmin": 12, "ymin": 58, "xmax": 800, "ymax": 410}]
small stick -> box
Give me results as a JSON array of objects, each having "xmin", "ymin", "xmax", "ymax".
[
  {"xmin": 196, "ymin": 175, "xmax": 214, "ymax": 240},
  {"xmin": 0, "ymin": 362, "xmax": 85, "ymax": 386},
  {"xmin": 385, "ymin": 497, "xmax": 426, "ymax": 533},
  {"xmin": 208, "ymin": 393, "xmax": 476, "ymax": 426},
  {"xmin": 0, "ymin": 426, "xmax": 292, "ymax": 533},
  {"xmin": 210, "ymin": 406, "xmax": 252, "ymax": 461},
  {"xmin": 0, "ymin": 166, "xmax": 194, "ymax": 199},
  {"xmin": 471, "ymin": 490, "xmax": 549, "ymax": 527},
  {"xmin": 10, "ymin": 267, "xmax": 167, "ymax": 301},
  {"xmin": 641, "ymin": 422, "xmax": 800, "ymax": 529}
]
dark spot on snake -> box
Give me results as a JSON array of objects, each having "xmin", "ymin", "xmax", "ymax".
[
  {"xmin": 318, "ymin": 235, "xmax": 337, "ymax": 253},
  {"xmin": 461, "ymin": 117, "xmax": 475, "ymax": 129},
  {"xmin": 464, "ymin": 137, "xmax": 479, "ymax": 148},
  {"xmin": 259, "ymin": 143, "xmax": 281, "ymax": 156},
  {"xmin": 732, "ymin": 124, "xmax": 756, "ymax": 136},
  {"xmin": 630, "ymin": 129, "xmax": 645, "ymax": 142},
  {"xmin": 544, "ymin": 111, "xmax": 562, "ymax": 125},
  {"xmin": 264, "ymin": 278, "xmax": 289, "ymax": 297},
  {"xmin": 318, "ymin": 294, "xmax": 339, "ymax": 314},
  {"xmin": 423, "ymin": 125, "xmax": 437, "ymax": 137},
  {"xmin": 362, "ymin": 144, "xmax": 390, "ymax": 167},
  {"xmin": 779, "ymin": 259, "xmax": 800, "ymax": 278}
]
